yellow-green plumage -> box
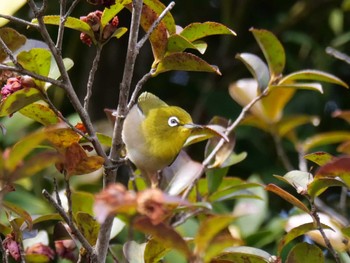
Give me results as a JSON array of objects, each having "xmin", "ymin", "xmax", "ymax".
[{"xmin": 122, "ymin": 92, "xmax": 197, "ymax": 185}]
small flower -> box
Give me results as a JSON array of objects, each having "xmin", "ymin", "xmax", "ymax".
[
  {"xmin": 1, "ymin": 76, "xmax": 35, "ymax": 102},
  {"xmin": 2, "ymin": 233, "xmax": 20, "ymax": 261},
  {"xmin": 26, "ymin": 243, "xmax": 55, "ymax": 261},
  {"xmin": 55, "ymin": 239, "xmax": 77, "ymax": 261}
]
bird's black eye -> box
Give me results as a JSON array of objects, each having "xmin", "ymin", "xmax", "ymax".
[{"xmin": 168, "ymin": 116, "xmax": 180, "ymax": 127}]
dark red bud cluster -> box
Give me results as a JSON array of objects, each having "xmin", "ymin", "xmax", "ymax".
[
  {"xmin": 2, "ymin": 234, "xmax": 20, "ymax": 261},
  {"xmin": 55, "ymin": 240, "xmax": 77, "ymax": 261},
  {"xmin": 79, "ymin": 10, "xmax": 119, "ymax": 46},
  {"xmin": 1, "ymin": 76, "xmax": 35, "ymax": 102},
  {"xmin": 86, "ymin": 0, "xmax": 116, "ymax": 8}
]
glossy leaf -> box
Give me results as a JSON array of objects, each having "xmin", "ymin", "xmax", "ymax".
[
  {"xmin": 11, "ymin": 151, "xmax": 59, "ymax": 180},
  {"xmin": 279, "ymin": 69, "xmax": 349, "ymax": 89},
  {"xmin": 0, "ymin": 1, "xmax": 26, "ymax": 26},
  {"xmin": 71, "ymin": 191, "xmax": 95, "ymax": 216},
  {"xmin": 19, "ymin": 103, "xmax": 60, "ymax": 126},
  {"xmin": 143, "ymin": 0, "xmax": 176, "ymax": 34},
  {"xmin": 33, "ymin": 16, "xmax": 93, "ymax": 37},
  {"xmin": 101, "ymin": 0, "xmax": 131, "ymax": 28},
  {"xmin": 180, "ymin": 22, "xmax": 236, "ymax": 42},
  {"xmin": 286, "ymin": 242, "xmax": 324, "ymax": 263},
  {"xmin": 304, "ymin": 151, "xmax": 334, "ymax": 166},
  {"xmin": 112, "ymin": 27, "xmax": 128, "ymax": 39},
  {"xmin": 269, "ymin": 83, "xmax": 323, "ymax": 93},
  {"xmin": 3, "ymin": 201, "xmax": 32, "ymax": 229},
  {"xmin": 185, "ymin": 124, "xmax": 228, "ymax": 147},
  {"xmin": 46, "ymin": 127, "xmax": 81, "ymax": 151},
  {"xmin": 215, "ymin": 246, "xmax": 272, "ymax": 263},
  {"xmin": 277, "ymin": 115, "xmax": 320, "ymax": 138},
  {"xmin": 236, "ymin": 53, "xmax": 270, "ymax": 91},
  {"xmin": 0, "ymin": 27, "xmax": 26, "ymax": 61},
  {"xmin": 250, "ymin": 28, "xmax": 285, "ymax": 79},
  {"xmin": 76, "ymin": 212, "xmax": 100, "ymax": 245},
  {"xmin": 154, "ymin": 52, "xmax": 221, "ymax": 75},
  {"xmin": 274, "ymin": 170, "xmax": 313, "ymax": 194},
  {"xmin": 209, "ymin": 181, "xmax": 261, "ymax": 202},
  {"xmin": 133, "ymin": 216, "xmax": 191, "ymax": 259},
  {"xmin": 32, "ymin": 214, "xmax": 62, "ymax": 225},
  {"xmin": 48, "ymin": 57, "xmax": 74, "ymax": 83},
  {"xmin": 265, "ymin": 184, "xmax": 310, "ymax": 213},
  {"xmin": 167, "ymin": 34, "xmax": 206, "ymax": 54},
  {"xmin": 124, "ymin": 241, "xmax": 146, "ymax": 263},
  {"xmin": 144, "ymin": 239, "xmax": 170, "ymax": 263},
  {"xmin": 194, "ymin": 215, "xmax": 236, "ymax": 255},
  {"xmin": 6, "ymin": 129, "xmax": 48, "ymax": 172},
  {"xmin": 17, "ymin": 48, "xmax": 52, "ymax": 88},
  {"xmin": 315, "ymin": 156, "xmax": 350, "ymax": 188},
  {"xmin": 96, "ymin": 133, "xmax": 112, "ymax": 147},
  {"xmin": 278, "ymin": 222, "xmax": 331, "ymax": 255},
  {"xmin": 302, "ymin": 131, "xmax": 350, "ymax": 152},
  {"xmin": 0, "ymin": 87, "xmax": 44, "ymax": 117},
  {"xmin": 308, "ymin": 178, "xmax": 346, "ymax": 198}
]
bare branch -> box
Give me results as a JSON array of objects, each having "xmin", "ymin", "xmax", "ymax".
[
  {"xmin": 66, "ymin": 0, "xmax": 82, "ymax": 17},
  {"xmin": 0, "ymin": 36, "xmax": 21, "ymax": 68},
  {"xmin": 127, "ymin": 69, "xmax": 154, "ymax": 110},
  {"xmin": 56, "ymin": 0, "xmax": 67, "ymax": 50},
  {"xmin": 84, "ymin": 45, "xmax": 102, "ymax": 111},
  {"xmin": 136, "ymin": 1, "xmax": 175, "ymax": 51},
  {"xmin": 0, "ymin": 14, "xmax": 39, "ymax": 29}
]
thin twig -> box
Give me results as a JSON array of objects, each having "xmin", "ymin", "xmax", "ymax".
[
  {"xmin": 53, "ymin": 177, "xmax": 62, "ymax": 207},
  {"xmin": 42, "ymin": 189, "xmax": 96, "ymax": 259},
  {"xmin": 0, "ymin": 235, "xmax": 9, "ymax": 263},
  {"xmin": 56, "ymin": 0, "xmax": 67, "ymax": 50},
  {"xmin": 127, "ymin": 69, "xmax": 154, "ymax": 110},
  {"xmin": 84, "ymin": 45, "xmax": 102, "ymax": 111},
  {"xmin": 272, "ymin": 132, "xmax": 294, "ymax": 171},
  {"xmin": 64, "ymin": 173, "xmax": 73, "ymax": 224},
  {"xmin": 326, "ymin": 47, "xmax": 350, "ymax": 65},
  {"xmin": 0, "ymin": 36, "xmax": 21, "ymax": 68},
  {"xmin": 136, "ymin": 1, "xmax": 175, "ymax": 51},
  {"xmin": 0, "ymin": 14, "xmax": 39, "ymax": 29},
  {"xmin": 66, "ymin": 0, "xmax": 81, "ymax": 18}
]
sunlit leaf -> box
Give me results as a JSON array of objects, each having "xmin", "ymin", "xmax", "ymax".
[
  {"xmin": 0, "ymin": 27, "xmax": 26, "ymax": 61},
  {"xmin": 17, "ymin": 48, "xmax": 52, "ymax": 88},
  {"xmin": 277, "ymin": 115, "xmax": 320, "ymax": 137},
  {"xmin": 101, "ymin": 0, "xmax": 131, "ymax": 28},
  {"xmin": 76, "ymin": 212, "xmax": 100, "ymax": 245},
  {"xmin": 154, "ymin": 52, "xmax": 221, "ymax": 75},
  {"xmin": 112, "ymin": 27, "xmax": 128, "ymax": 39},
  {"xmin": 236, "ymin": 53, "xmax": 270, "ymax": 91},
  {"xmin": 19, "ymin": 103, "xmax": 60, "ymax": 126},
  {"xmin": 265, "ymin": 184, "xmax": 310, "ymax": 213},
  {"xmin": 144, "ymin": 239, "xmax": 170, "ymax": 263},
  {"xmin": 279, "ymin": 70, "xmax": 349, "ymax": 89},
  {"xmin": 185, "ymin": 124, "xmax": 228, "ymax": 147},
  {"xmin": 6, "ymin": 129, "xmax": 48, "ymax": 172},
  {"xmin": 143, "ymin": 0, "xmax": 176, "ymax": 34},
  {"xmin": 250, "ymin": 28, "xmax": 285, "ymax": 80},
  {"xmin": 133, "ymin": 216, "xmax": 191, "ymax": 259},
  {"xmin": 123, "ymin": 241, "xmax": 146, "ymax": 263},
  {"xmin": 209, "ymin": 181, "xmax": 262, "ymax": 202},
  {"xmin": 194, "ymin": 215, "xmax": 236, "ymax": 255},
  {"xmin": 48, "ymin": 57, "xmax": 74, "ymax": 83},
  {"xmin": 11, "ymin": 151, "xmax": 59, "ymax": 180},
  {"xmin": 270, "ymin": 83, "xmax": 323, "ymax": 93},
  {"xmin": 71, "ymin": 191, "xmax": 95, "ymax": 216},
  {"xmin": 96, "ymin": 133, "xmax": 112, "ymax": 147},
  {"xmin": 315, "ymin": 156, "xmax": 350, "ymax": 188},
  {"xmin": 180, "ymin": 22, "xmax": 236, "ymax": 42},
  {"xmin": 286, "ymin": 242, "xmax": 324, "ymax": 263},
  {"xmin": 0, "ymin": 1, "xmax": 26, "ymax": 26},
  {"xmin": 304, "ymin": 151, "xmax": 334, "ymax": 166},
  {"xmin": 274, "ymin": 170, "xmax": 313, "ymax": 194},
  {"xmin": 3, "ymin": 200, "xmax": 32, "ymax": 229},
  {"xmin": 308, "ymin": 178, "xmax": 346, "ymax": 198},
  {"xmin": 278, "ymin": 222, "xmax": 332, "ymax": 255},
  {"xmin": 215, "ymin": 246, "xmax": 272, "ymax": 263},
  {"xmin": 167, "ymin": 34, "xmax": 206, "ymax": 54},
  {"xmin": 302, "ymin": 131, "xmax": 350, "ymax": 152},
  {"xmin": 0, "ymin": 87, "xmax": 44, "ymax": 117}
]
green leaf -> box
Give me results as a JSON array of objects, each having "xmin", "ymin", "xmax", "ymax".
[
  {"xmin": 96, "ymin": 133, "xmax": 112, "ymax": 147},
  {"xmin": 286, "ymin": 242, "xmax": 324, "ymax": 263},
  {"xmin": 315, "ymin": 156, "xmax": 350, "ymax": 188},
  {"xmin": 144, "ymin": 239, "xmax": 170, "ymax": 263},
  {"xmin": 133, "ymin": 216, "xmax": 191, "ymax": 259},
  {"xmin": 154, "ymin": 52, "xmax": 221, "ymax": 75},
  {"xmin": 101, "ymin": 0, "xmax": 131, "ymax": 28},
  {"xmin": 11, "ymin": 151, "xmax": 59, "ymax": 180},
  {"xmin": 48, "ymin": 57, "xmax": 74, "ymax": 83},
  {"xmin": 0, "ymin": 87, "xmax": 44, "ymax": 117},
  {"xmin": 194, "ymin": 215, "xmax": 236, "ymax": 255},
  {"xmin": 277, "ymin": 115, "xmax": 320, "ymax": 138},
  {"xmin": 167, "ymin": 34, "xmax": 206, "ymax": 54},
  {"xmin": 123, "ymin": 241, "xmax": 146, "ymax": 263},
  {"xmin": 236, "ymin": 53, "xmax": 270, "ymax": 91},
  {"xmin": 3, "ymin": 200, "xmax": 32, "ymax": 229},
  {"xmin": 302, "ymin": 131, "xmax": 350, "ymax": 152},
  {"xmin": 6, "ymin": 129, "xmax": 48, "ymax": 172},
  {"xmin": 278, "ymin": 222, "xmax": 332, "ymax": 255},
  {"xmin": 308, "ymin": 178, "xmax": 347, "ymax": 198},
  {"xmin": 304, "ymin": 151, "xmax": 334, "ymax": 166},
  {"xmin": 19, "ymin": 103, "xmax": 60, "ymax": 126},
  {"xmin": 143, "ymin": 0, "xmax": 176, "ymax": 34},
  {"xmin": 17, "ymin": 48, "xmax": 52, "ymax": 88},
  {"xmin": 32, "ymin": 214, "xmax": 62, "ymax": 225},
  {"xmin": 250, "ymin": 28, "xmax": 285, "ymax": 80},
  {"xmin": 265, "ymin": 184, "xmax": 310, "ymax": 213},
  {"xmin": 71, "ymin": 191, "xmax": 95, "ymax": 216},
  {"xmin": 274, "ymin": 170, "xmax": 313, "ymax": 194},
  {"xmin": 34, "ymin": 16, "xmax": 93, "ymax": 38},
  {"xmin": 279, "ymin": 69, "xmax": 349, "ymax": 89},
  {"xmin": 215, "ymin": 246, "xmax": 272, "ymax": 263},
  {"xmin": 112, "ymin": 27, "xmax": 128, "ymax": 39},
  {"xmin": 0, "ymin": 1, "xmax": 26, "ymax": 26},
  {"xmin": 180, "ymin": 22, "xmax": 236, "ymax": 42},
  {"xmin": 76, "ymin": 212, "xmax": 100, "ymax": 245},
  {"xmin": 0, "ymin": 27, "xmax": 26, "ymax": 61},
  {"xmin": 269, "ymin": 83, "xmax": 324, "ymax": 93}
]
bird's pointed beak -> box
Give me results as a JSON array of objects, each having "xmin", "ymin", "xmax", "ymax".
[{"xmin": 183, "ymin": 123, "xmax": 229, "ymax": 147}]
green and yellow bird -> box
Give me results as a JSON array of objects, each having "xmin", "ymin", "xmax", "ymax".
[{"xmin": 122, "ymin": 92, "xmax": 225, "ymax": 186}]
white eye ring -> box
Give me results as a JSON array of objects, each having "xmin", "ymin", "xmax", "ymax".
[{"xmin": 168, "ymin": 116, "xmax": 180, "ymax": 127}]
